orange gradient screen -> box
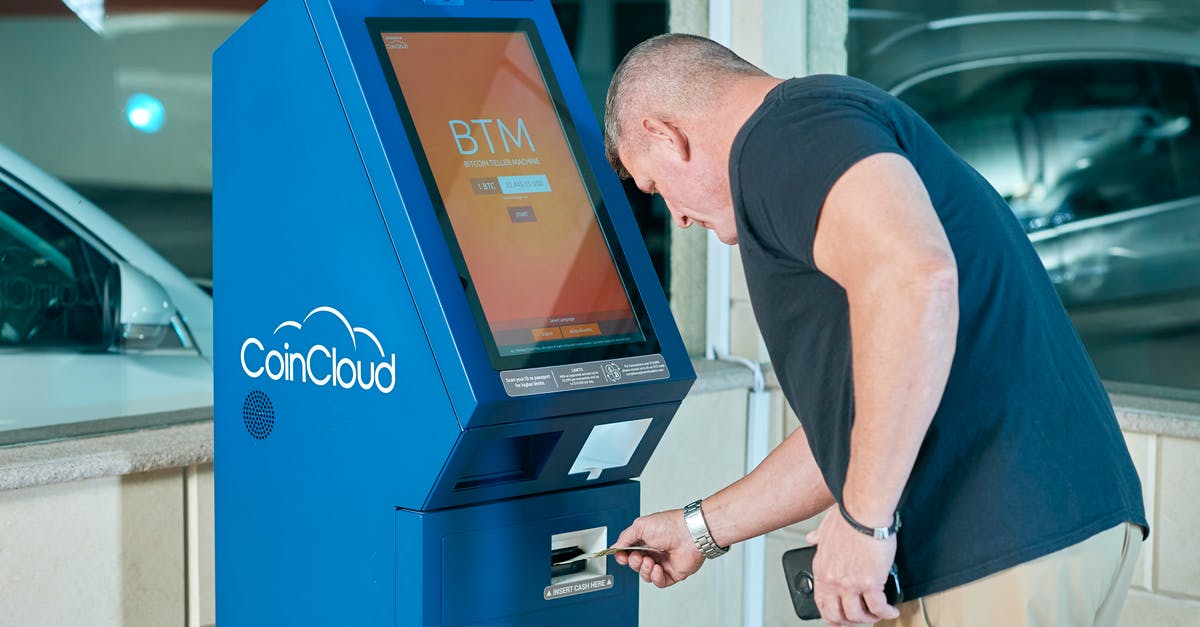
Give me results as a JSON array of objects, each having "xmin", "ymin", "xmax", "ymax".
[{"xmin": 381, "ymin": 30, "xmax": 641, "ymax": 355}]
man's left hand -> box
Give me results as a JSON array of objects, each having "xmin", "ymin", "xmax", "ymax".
[{"xmin": 805, "ymin": 505, "xmax": 901, "ymax": 625}]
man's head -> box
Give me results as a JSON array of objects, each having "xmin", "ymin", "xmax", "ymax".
[{"xmin": 604, "ymin": 34, "xmax": 771, "ymax": 244}]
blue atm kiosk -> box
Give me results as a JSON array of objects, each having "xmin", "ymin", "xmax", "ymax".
[{"xmin": 213, "ymin": 1, "xmax": 694, "ymax": 625}]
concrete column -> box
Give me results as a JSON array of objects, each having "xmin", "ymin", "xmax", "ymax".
[
  {"xmin": 666, "ymin": 0, "xmax": 847, "ymax": 359},
  {"xmin": 668, "ymin": 0, "xmax": 708, "ymax": 35},
  {"xmin": 807, "ymin": 0, "xmax": 849, "ymax": 76},
  {"xmin": 666, "ymin": 0, "xmax": 711, "ymax": 357}
]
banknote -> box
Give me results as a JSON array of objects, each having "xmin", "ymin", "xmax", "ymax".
[{"xmin": 551, "ymin": 545, "xmax": 665, "ymax": 565}]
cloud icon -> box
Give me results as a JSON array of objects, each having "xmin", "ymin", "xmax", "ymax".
[{"xmin": 271, "ymin": 306, "xmax": 386, "ymax": 357}]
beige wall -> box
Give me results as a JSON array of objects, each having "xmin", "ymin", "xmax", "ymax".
[
  {"xmin": 0, "ymin": 465, "xmax": 213, "ymax": 627},
  {"xmin": 1121, "ymin": 433, "xmax": 1200, "ymax": 625},
  {"xmin": 640, "ymin": 388, "xmax": 751, "ymax": 626},
  {"xmin": 197, "ymin": 464, "xmax": 215, "ymax": 627}
]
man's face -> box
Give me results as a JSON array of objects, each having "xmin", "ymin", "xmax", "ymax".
[{"xmin": 618, "ymin": 135, "xmax": 738, "ymax": 245}]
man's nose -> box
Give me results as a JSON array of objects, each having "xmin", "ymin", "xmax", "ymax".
[{"xmin": 666, "ymin": 202, "xmax": 691, "ymax": 228}]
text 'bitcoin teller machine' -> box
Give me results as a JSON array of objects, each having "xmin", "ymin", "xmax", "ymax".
[{"xmin": 213, "ymin": 0, "xmax": 694, "ymax": 625}]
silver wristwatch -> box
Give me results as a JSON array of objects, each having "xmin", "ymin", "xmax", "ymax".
[{"xmin": 683, "ymin": 499, "xmax": 729, "ymax": 559}]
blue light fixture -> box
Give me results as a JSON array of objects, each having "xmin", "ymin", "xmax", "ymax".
[{"xmin": 126, "ymin": 93, "xmax": 165, "ymax": 133}]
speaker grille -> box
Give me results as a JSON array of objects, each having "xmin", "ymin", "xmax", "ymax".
[{"xmin": 242, "ymin": 390, "xmax": 275, "ymax": 439}]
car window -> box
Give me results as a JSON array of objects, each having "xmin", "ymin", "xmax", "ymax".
[
  {"xmin": 904, "ymin": 64, "xmax": 1046, "ymax": 227},
  {"xmin": 903, "ymin": 59, "xmax": 1200, "ymax": 232},
  {"xmin": 1148, "ymin": 62, "xmax": 1200, "ymax": 203},
  {"xmin": 0, "ymin": 178, "xmax": 113, "ymax": 350}
]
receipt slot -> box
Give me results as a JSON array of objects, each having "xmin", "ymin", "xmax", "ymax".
[{"xmin": 213, "ymin": 1, "xmax": 693, "ymax": 625}]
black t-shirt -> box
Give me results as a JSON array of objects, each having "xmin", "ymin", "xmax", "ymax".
[{"xmin": 730, "ymin": 75, "xmax": 1147, "ymax": 598}]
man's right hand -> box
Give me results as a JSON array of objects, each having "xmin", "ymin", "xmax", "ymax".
[{"xmin": 614, "ymin": 509, "xmax": 705, "ymax": 588}]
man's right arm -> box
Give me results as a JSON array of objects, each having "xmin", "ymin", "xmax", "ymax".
[
  {"xmin": 701, "ymin": 421, "xmax": 833, "ymax": 546},
  {"xmin": 614, "ymin": 423, "xmax": 833, "ymax": 587}
]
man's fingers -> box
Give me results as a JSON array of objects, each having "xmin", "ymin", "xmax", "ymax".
[
  {"xmin": 830, "ymin": 597, "xmax": 850, "ymax": 626},
  {"xmin": 615, "ymin": 522, "xmax": 643, "ymax": 567},
  {"xmin": 815, "ymin": 590, "xmax": 846, "ymax": 626},
  {"xmin": 841, "ymin": 592, "xmax": 881, "ymax": 625},
  {"xmin": 618, "ymin": 549, "xmax": 643, "ymax": 567},
  {"xmin": 863, "ymin": 588, "xmax": 900, "ymax": 621},
  {"xmin": 638, "ymin": 554, "xmax": 657, "ymax": 582},
  {"xmin": 650, "ymin": 563, "xmax": 667, "ymax": 588}
]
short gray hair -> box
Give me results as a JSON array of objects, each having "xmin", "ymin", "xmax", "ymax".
[{"xmin": 604, "ymin": 33, "xmax": 767, "ymax": 178}]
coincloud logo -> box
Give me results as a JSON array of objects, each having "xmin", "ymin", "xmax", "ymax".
[{"xmin": 240, "ymin": 306, "xmax": 396, "ymax": 394}]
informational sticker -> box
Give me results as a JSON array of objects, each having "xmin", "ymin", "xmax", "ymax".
[
  {"xmin": 500, "ymin": 354, "xmax": 669, "ymax": 397},
  {"xmin": 543, "ymin": 575, "xmax": 613, "ymax": 600}
]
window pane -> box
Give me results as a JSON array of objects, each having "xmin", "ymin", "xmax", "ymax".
[
  {"xmin": 849, "ymin": 1, "xmax": 1200, "ymax": 395},
  {"xmin": 0, "ymin": 180, "xmax": 112, "ymax": 349}
]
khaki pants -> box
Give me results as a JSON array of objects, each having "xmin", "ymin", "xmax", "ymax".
[{"xmin": 879, "ymin": 523, "xmax": 1141, "ymax": 627}]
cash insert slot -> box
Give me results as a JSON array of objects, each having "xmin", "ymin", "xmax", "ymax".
[
  {"xmin": 550, "ymin": 546, "xmax": 587, "ymax": 578},
  {"xmin": 549, "ymin": 527, "xmax": 607, "ymax": 584}
]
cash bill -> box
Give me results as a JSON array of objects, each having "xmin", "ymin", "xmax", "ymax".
[{"xmin": 552, "ymin": 545, "xmax": 665, "ymax": 565}]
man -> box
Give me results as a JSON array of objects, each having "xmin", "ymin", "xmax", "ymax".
[{"xmin": 605, "ymin": 34, "xmax": 1147, "ymax": 627}]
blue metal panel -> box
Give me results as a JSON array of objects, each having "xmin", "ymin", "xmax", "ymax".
[
  {"xmin": 399, "ymin": 481, "xmax": 641, "ymax": 627},
  {"xmin": 424, "ymin": 401, "xmax": 677, "ymax": 509},
  {"xmin": 396, "ymin": 509, "xmax": 432, "ymax": 625},
  {"xmin": 214, "ymin": 0, "xmax": 461, "ymax": 623}
]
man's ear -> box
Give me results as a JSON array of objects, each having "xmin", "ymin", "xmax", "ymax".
[{"xmin": 641, "ymin": 117, "xmax": 691, "ymax": 161}]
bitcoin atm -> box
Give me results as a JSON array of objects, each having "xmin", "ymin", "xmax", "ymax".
[{"xmin": 213, "ymin": 0, "xmax": 694, "ymax": 625}]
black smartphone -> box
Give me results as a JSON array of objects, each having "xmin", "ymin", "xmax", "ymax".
[{"xmin": 781, "ymin": 545, "xmax": 903, "ymax": 621}]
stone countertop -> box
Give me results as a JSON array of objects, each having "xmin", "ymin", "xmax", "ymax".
[
  {"xmin": 0, "ymin": 416, "xmax": 213, "ymax": 492},
  {"xmin": 1, "ymin": 359, "xmax": 1197, "ymax": 492},
  {"xmin": 1111, "ymin": 390, "xmax": 1200, "ymax": 440}
]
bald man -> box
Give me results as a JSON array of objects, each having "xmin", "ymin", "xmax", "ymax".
[{"xmin": 606, "ymin": 34, "xmax": 1146, "ymax": 627}]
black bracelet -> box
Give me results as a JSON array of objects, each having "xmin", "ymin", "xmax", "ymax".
[{"xmin": 838, "ymin": 502, "xmax": 901, "ymax": 540}]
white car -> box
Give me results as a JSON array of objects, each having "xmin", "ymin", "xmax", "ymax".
[{"xmin": 0, "ymin": 143, "xmax": 212, "ymax": 442}]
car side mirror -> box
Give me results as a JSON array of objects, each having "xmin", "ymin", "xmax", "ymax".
[
  {"xmin": 106, "ymin": 260, "xmax": 176, "ymax": 351},
  {"xmin": 1141, "ymin": 114, "xmax": 1190, "ymax": 142}
]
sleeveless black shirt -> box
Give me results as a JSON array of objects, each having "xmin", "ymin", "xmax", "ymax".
[{"xmin": 730, "ymin": 75, "xmax": 1147, "ymax": 597}]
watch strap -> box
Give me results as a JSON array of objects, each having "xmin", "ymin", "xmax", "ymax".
[{"xmin": 683, "ymin": 499, "xmax": 729, "ymax": 559}]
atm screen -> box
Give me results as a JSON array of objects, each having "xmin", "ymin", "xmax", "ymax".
[{"xmin": 369, "ymin": 18, "xmax": 658, "ymax": 370}]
